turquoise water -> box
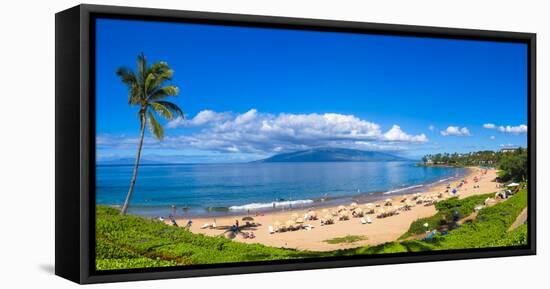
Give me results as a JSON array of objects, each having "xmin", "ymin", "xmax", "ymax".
[{"xmin": 96, "ymin": 161, "xmax": 467, "ymax": 216}]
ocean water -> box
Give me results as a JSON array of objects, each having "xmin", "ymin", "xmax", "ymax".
[{"xmin": 96, "ymin": 162, "xmax": 467, "ymax": 217}]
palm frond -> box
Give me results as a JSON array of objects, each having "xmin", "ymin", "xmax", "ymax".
[
  {"xmin": 149, "ymin": 102, "xmax": 174, "ymax": 120},
  {"xmin": 137, "ymin": 53, "xmax": 147, "ymax": 87},
  {"xmin": 144, "ymin": 73, "xmax": 156, "ymax": 96},
  {"xmin": 152, "ymin": 100, "xmax": 184, "ymax": 119},
  {"xmin": 145, "ymin": 72, "xmax": 174, "ymax": 97},
  {"xmin": 147, "ymin": 110, "xmax": 164, "ymax": 140},
  {"xmin": 116, "ymin": 67, "xmax": 138, "ymax": 85},
  {"xmin": 148, "ymin": 61, "xmax": 172, "ymax": 78},
  {"xmin": 116, "ymin": 67, "xmax": 142, "ymax": 104},
  {"xmin": 148, "ymin": 85, "xmax": 179, "ymax": 101}
]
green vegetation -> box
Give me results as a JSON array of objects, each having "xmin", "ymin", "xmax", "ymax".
[
  {"xmin": 421, "ymin": 148, "xmax": 528, "ymax": 182},
  {"xmin": 400, "ymin": 193, "xmax": 493, "ymax": 239},
  {"xmin": 96, "ymin": 206, "xmax": 328, "ymax": 270},
  {"xmin": 115, "ymin": 54, "xmax": 185, "ymax": 215},
  {"xmin": 486, "ymin": 224, "xmax": 528, "ymax": 247},
  {"xmin": 428, "ymin": 188, "xmax": 527, "ymax": 250},
  {"xmin": 324, "ymin": 235, "xmax": 367, "ymax": 244},
  {"xmin": 97, "ymin": 189, "xmax": 528, "ymax": 270},
  {"xmin": 498, "ymin": 149, "xmax": 528, "ymax": 182}
]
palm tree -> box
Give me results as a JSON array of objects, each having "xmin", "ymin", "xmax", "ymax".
[{"xmin": 116, "ymin": 53, "xmax": 184, "ymax": 215}]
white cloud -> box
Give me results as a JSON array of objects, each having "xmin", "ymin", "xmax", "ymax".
[
  {"xmin": 384, "ymin": 125, "xmax": 428, "ymax": 142},
  {"xmin": 100, "ymin": 109, "xmax": 429, "ymax": 155},
  {"xmin": 428, "ymin": 125, "xmax": 435, "ymax": 131},
  {"xmin": 440, "ymin": 126, "xmax": 471, "ymax": 137},
  {"xmin": 497, "ymin": 124, "xmax": 528, "ymax": 134},
  {"xmin": 167, "ymin": 110, "xmax": 232, "ymax": 128},
  {"xmin": 482, "ymin": 123, "xmax": 527, "ymax": 134}
]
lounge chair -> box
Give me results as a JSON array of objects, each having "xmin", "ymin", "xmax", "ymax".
[
  {"xmin": 360, "ymin": 217, "xmax": 367, "ymax": 224},
  {"xmin": 366, "ymin": 217, "xmax": 373, "ymax": 224},
  {"xmin": 200, "ymin": 223, "xmax": 211, "ymax": 229},
  {"xmin": 268, "ymin": 225, "xmax": 275, "ymax": 234}
]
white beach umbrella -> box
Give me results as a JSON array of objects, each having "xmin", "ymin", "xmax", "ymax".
[
  {"xmin": 291, "ymin": 213, "xmax": 299, "ymax": 220},
  {"xmin": 507, "ymin": 182, "xmax": 520, "ymax": 187},
  {"xmin": 295, "ymin": 218, "xmax": 304, "ymax": 224}
]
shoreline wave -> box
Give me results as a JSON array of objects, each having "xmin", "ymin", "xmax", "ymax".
[
  {"xmin": 383, "ymin": 184, "xmax": 424, "ymax": 195},
  {"xmin": 229, "ymin": 199, "xmax": 314, "ymax": 211}
]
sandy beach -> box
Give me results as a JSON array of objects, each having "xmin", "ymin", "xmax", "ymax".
[{"xmin": 169, "ymin": 167, "xmax": 499, "ymax": 251}]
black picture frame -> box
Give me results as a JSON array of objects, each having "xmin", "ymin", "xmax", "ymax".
[{"xmin": 55, "ymin": 4, "xmax": 536, "ymax": 284}]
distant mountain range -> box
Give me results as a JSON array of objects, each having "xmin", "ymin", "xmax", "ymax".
[
  {"xmin": 255, "ymin": 147, "xmax": 409, "ymax": 163},
  {"xmin": 97, "ymin": 158, "xmax": 168, "ymax": 166}
]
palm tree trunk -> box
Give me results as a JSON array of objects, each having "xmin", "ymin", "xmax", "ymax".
[{"xmin": 121, "ymin": 111, "xmax": 146, "ymax": 215}]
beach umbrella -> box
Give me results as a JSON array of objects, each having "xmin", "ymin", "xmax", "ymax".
[
  {"xmin": 295, "ymin": 218, "xmax": 304, "ymax": 224},
  {"xmin": 309, "ymin": 210, "xmax": 317, "ymax": 217},
  {"xmin": 286, "ymin": 220, "xmax": 296, "ymax": 226},
  {"xmin": 224, "ymin": 231, "xmax": 236, "ymax": 239},
  {"xmin": 337, "ymin": 205, "xmax": 346, "ymax": 212},
  {"xmin": 322, "ymin": 209, "xmax": 329, "ymax": 214},
  {"xmin": 323, "ymin": 214, "xmax": 332, "ymax": 220},
  {"xmin": 242, "ymin": 216, "xmax": 254, "ymax": 221},
  {"xmin": 291, "ymin": 213, "xmax": 299, "ymax": 220},
  {"xmin": 273, "ymin": 221, "xmax": 282, "ymax": 228},
  {"xmin": 507, "ymin": 182, "xmax": 520, "ymax": 187},
  {"xmin": 365, "ymin": 203, "xmax": 374, "ymax": 208},
  {"xmin": 350, "ymin": 202, "xmax": 358, "ymax": 208}
]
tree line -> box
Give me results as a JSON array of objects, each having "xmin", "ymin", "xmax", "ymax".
[{"xmin": 420, "ymin": 148, "xmax": 528, "ymax": 182}]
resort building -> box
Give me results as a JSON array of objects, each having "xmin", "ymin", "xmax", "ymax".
[{"xmin": 500, "ymin": 146, "xmax": 519, "ymax": 153}]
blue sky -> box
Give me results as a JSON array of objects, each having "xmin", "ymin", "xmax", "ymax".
[{"xmin": 95, "ymin": 18, "xmax": 528, "ymax": 163}]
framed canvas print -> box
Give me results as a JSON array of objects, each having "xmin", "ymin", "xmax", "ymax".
[{"xmin": 55, "ymin": 4, "xmax": 536, "ymax": 284}]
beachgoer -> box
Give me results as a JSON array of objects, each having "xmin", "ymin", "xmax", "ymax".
[
  {"xmin": 171, "ymin": 218, "xmax": 178, "ymax": 227},
  {"xmin": 186, "ymin": 219, "xmax": 192, "ymax": 228}
]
